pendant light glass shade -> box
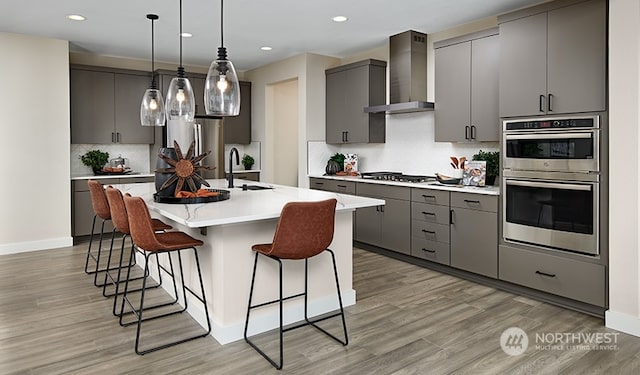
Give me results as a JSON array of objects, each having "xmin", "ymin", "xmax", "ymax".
[
  {"xmin": 205, "ymin": 48, "xmax": 240, "ymax": 116},
  {"xmin": 140, "ymin": 14, "xmax": 166, "ymax": 126},
  {"xmin": 141, "ymin": 88, "xmax": 166, "ymax": 126},
  {"xmin": 165, "ymin": 0, "xmax": 195, "ymax": 122},
  {"xmin": 166, "ymin": 73, "xmax": 195, "ymax": 122},
  {"xmin": 204, "ymin": 0, "xmax": 241, "ymax": 116}
]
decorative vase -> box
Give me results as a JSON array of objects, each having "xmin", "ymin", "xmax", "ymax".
[
  {"xmin": 325, "ymin": 160, "xmax": 341, "ymax": 175},
  {"xmin": 485, "ymin": 175, "xmax": 497, "ymax": 186},
  {"xmin": 243, "ymin": 163, "xmax": 253, "ymax": 170}
]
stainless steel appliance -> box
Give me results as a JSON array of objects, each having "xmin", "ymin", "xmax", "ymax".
[
  {"xmin": 503, "ymin": 115, "xmax": 599, "ymax": 173},
  {"xmin": 501, "ymin": 114, "xmax": 603, "ymax": 256},
  {"xmin": 193, "ymin": 117, "xmax": 224, "ymax": 179}
]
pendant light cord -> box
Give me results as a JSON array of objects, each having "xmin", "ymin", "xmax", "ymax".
[
  {"xmin": 151, "ymin": 17, "xmax": 156, "ymax": 88},
  {"xmin": 179, "ymin": 0, "xmax": 183, "ymax": 68},
  {"xmin": 220, "ymin": 0, "xmax": 224, "ymax": 47}
]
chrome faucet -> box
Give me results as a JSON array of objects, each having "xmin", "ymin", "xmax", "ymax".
[{"xmin": 228, "ymin": 147, "xmax": 240, "ymax": 188}]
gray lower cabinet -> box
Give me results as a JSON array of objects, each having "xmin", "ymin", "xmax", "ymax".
[
  {"xmin": 355, "ymin": 184, "xmax": 410, "ymax": 255},
  {"xmin": 498, "ymin": 0, "xmax": 606, "ymax": 117},
  {"xmin": 434, "ymin": 29, "xmax": 499, "ymax": 142},
  {"xmin": 326, "ymin": 59, "xmax": 386, "ymax": 144},
  {"xmin": 225, "ymin": 171, "xmax": 259, "ymax": 182},
  {"xmin": 499, "ymin": 245, "xmax": 605, "ymax": 306},
  {"xmin": 450, "ymin": 192, "xmax": 498, "ymax": 278},
  {"xmin": 71, "ymin": 66, "xmax": 154, "ymax": 144},
  {"xmin": 411, "ymin": 189, "xmax": 450, "ymax": 265},
  {"xmin": 72, "ymin": 177, "xmax": 154, "ymax": 237}
]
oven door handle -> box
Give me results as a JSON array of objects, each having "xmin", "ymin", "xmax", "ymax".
[
  {"xmin": 506, "ymin": 179, "xmax": 592, "ymax": 191},
  {"xmin": 504, "ymin": 132, "xmax": 593, "ymax": 140}
]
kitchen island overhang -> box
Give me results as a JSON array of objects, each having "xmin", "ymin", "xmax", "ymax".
[{"xmin": 113, "ymin": 179, "xmax": 384, "ymax": 345}]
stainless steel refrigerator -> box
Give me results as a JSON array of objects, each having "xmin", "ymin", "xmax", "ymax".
[{"xmin": 165, "ymin": 116, "xmax": 224, "ymax": 179}]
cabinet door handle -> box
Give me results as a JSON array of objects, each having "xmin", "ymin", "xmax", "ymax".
[
  {"xmin": 422, "ymin": 248, "xmax": 436, "ymax": 253},
  {"xmin": 464, "ymin": 125, "xmax": 470, "ymax": 140},
  {"xmin": 471, "ymin": 125, "xmax": 476, "ymax": 140},
  {"xmin": 539, "ymin": 94, "xmax": 545, "ymax": 112},
  {"xmin": 315, "ymin": 182, "xmax": 324, "ymax": 186},
  {"xmin": 116, "ymin": 132, "xmax": 121, "ymax": 143},
  {"xmin": 548, "ymin": 94, "xmax": 553, "ymax": 112},
  {"xmin": 421, "ymin": 211, "xmax": 435, "ymax": 216},
  {"xmin": 535, "ymin": 270, "xmax": 556, "ymax": 278},
  {"xmin": 421, "ymin": 194, "xmax": 435, "ymax": 199},
  {"xmin": 112, "ymin": 132, "xmax": 116, "ymax": 143},
  {"xmin": 464, "ymin": 199, "xmax": 480, "ymax": 204},
  {"xmin": 421, "ymin": 229, "xmax": 436, "ymax": 235},
  {"xmin": 449, "ymin": 209, "xmax": 454, "ymax": 224},
  {"xmin": 337, "ymin": 184, "xmax": 347, "ymax": 188},
  {"xmin": 380, "ymin": 205, "xmax": 384, "ymax": 213}
]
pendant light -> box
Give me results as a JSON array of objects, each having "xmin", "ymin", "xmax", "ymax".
[
  {"xmin": 165, "ymin": 0, "xmax": 195, "ymax": 122},
  {"xmin": 204, "ymin": 0, "xmax": 240, "ymax": 116},
  {"xmin": 140, "ymin": 14, "xmax": 166, "ymax": 126}
]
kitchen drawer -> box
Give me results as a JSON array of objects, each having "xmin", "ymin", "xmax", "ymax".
[
  {"xmin": 357, "ymin": 182, "xmax": 410, "ymax": 200},
  {"xmin": 412, "ymin": 202, "xmax": 450, "ymax": 225},
  {"xmin": 411, "ymin": 238, "xmax": 450, "ymax": 265},
  {"xmin": 451, "ymin": 192, "xmax": 497, "ymax": 212},
  {"xmin": 231, "ymin": 172, "xmax": 260, "ymax": 182},
  {"xmin": 310, "ymin": 178, "xmax": 356, "ymax": 194},
  {"xmin": 411, "ymin": 188, "xmax": 449, "ymax": 206},
  {"xmin": 123, "ymin": 176, "xmax": 154, "ymax": 184},
  {"xmin": 499, "ymin": 245, "xmax": 605, "ymax": 307},
  {"xmin": 73, "ymin": 178, "xmax": 120, "ymax": 192},
  {"xmin": 412, "ymin": 221, "xmax": 450, "ymax": 244}
]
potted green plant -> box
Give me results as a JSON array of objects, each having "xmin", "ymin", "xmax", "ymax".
[
  {"xmin": 80, "ymin": 149, "xmax": 109, "ymax": 174},
  {"xmin": 472, "ymin": 150, "xmax": 500, "ymax": 186},
  {"xmin": 242, "ymin": 153, "xmax": 255, "ymax": 170}
]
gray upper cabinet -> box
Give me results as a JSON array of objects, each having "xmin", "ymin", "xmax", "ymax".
[
  {"xmin": 187, "ymin": 74, "xmax": 206, "ymax": 116},
  {"xmin": 71, "ymin": 69, "xmax": 115, "ymax": 144},
  {"xmin": 435, "ymin": 29, "xmax": 499, "ymax": 142},
  {"xmin": 71, "ymin": 66, "xmax": 154, "ymax": 144},
  {"xmin": 223, "ymin": 81, "xmax": 252, "ymax": 144},
  {"xmin": 499, "ymin": 0, "xmax": 606, "ymax": 117},
  {"xmin": 114, "ymin": 73, "xmax": 155, "ymax": 144},
  {"xmin": 326, "ymin": 59, "xmax": 386, "ymax": 144}
]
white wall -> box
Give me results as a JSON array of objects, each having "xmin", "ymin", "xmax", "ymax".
[
  {"xmin": 244, "ymin": 53, "xmax": 340, "ymax": 185},
  {"xmin": 0, "ymin": 33, "xmax": 72, "ymax": 254},
  {"xmin": 271, "ymin": 79, "xmax": 299, "ymax": 186},
  {"xmin": 605, "ymin": 0, "xmax": 640, "ymax": 336}
]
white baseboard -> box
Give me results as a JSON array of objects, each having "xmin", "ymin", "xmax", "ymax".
[
  {"xmin": 0, "ymin": 237, "xmax": 73, "ymax": 256},
  {"xmin": 605, "ymin": 309, "xmax": 640, "ymax": 337}
]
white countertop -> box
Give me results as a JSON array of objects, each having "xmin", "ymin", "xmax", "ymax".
[
  {"xmin": 309, "ymin": 174, "xmax": 500, "ymax": 196},
  {"xmin": 71, "ymin": 173, "xmax": 155, "ymax": 181},
  {"xmin": 114, "ymin": 179, "xmax": 385, "ymax": 228}
]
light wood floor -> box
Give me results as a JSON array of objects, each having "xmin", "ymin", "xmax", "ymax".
[{"xmin": 2, "ymin": 242, "xmax": 640, "ymax": 375}]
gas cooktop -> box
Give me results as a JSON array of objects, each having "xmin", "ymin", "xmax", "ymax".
[{"xmin": 360, "ymin": 171, "xmax": 436, "ymax": 183}]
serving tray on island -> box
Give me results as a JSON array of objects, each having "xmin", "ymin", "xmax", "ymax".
[
  {"xmin": 154, "ymin": 189, "xmax": 230, "ymax": 204},
  {"xmin": 94, "ymin": 169, "xmax": 134, "ymax": 176}
]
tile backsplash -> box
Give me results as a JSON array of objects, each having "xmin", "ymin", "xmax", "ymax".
[
  {"xmin": 308, "ymin": 111, "xmax": 499, "ymax": 176},
  {"xmin": 71, "ymin": 144, "xmax": 151, "ymax": 176}
]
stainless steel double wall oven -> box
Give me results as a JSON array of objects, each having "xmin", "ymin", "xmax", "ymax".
[{"xmin": 502, "ymin": 114, "xmax": 604, "ymax": 256}]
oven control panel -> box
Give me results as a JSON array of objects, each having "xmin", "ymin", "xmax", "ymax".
[{"xmin": 505, "ymin": 117, "xmax": 597, "ymax": 131}]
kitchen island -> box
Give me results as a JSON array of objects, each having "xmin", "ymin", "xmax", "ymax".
[{"xmin": 113, "ymin": 179, "xmax": 384, "ymax": 345}]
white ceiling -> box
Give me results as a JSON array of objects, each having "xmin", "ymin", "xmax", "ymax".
[{"xmin": 1, "ymin": 0, "xmax": 542, "ymax": 71}]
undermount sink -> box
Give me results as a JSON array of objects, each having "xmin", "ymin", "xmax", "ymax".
[{"xmin": 237, "ymin": 184, "xmax": 273, "ymax": 190}]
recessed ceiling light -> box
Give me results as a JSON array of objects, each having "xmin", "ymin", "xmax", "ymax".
[
  {"xmin": 67, "ymin": 14, "xmax": 86, "ymax": 21},
  {"xmin": 332, "ymin": 15, "xmax": 348, "ymax": 23},
  {"xmin": 260, "ymin": 46, "xmax": 273, "ymax": 51},
  {"xmin": 180, "ymin": 32, "xmax": 193, "ymax": 38}
]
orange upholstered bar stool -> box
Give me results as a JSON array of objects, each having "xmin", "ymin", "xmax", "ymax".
[
  {"xmin": 103, "ymin": 187, "xmax": 172, "ymax": 316},
  {"xmin": 85, "ymin": 180, "xmax": 117, "ymax": 286},
  {"xmin": 120, "ymin": 194, "xmax": 211, "ymax": 355},
  {"xmin": 243, "ymin": 198, "xmax": 348, "ymax": 370}
]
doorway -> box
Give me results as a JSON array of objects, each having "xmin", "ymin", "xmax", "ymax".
[{"xmin": 269, "ymin": 79, "xmax": 299, "ymax": 186}]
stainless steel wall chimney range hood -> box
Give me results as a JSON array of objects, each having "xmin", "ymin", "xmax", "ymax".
[{"xmin": 365, "ymin": 30, "xmax": 434, "ymax": 114}]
